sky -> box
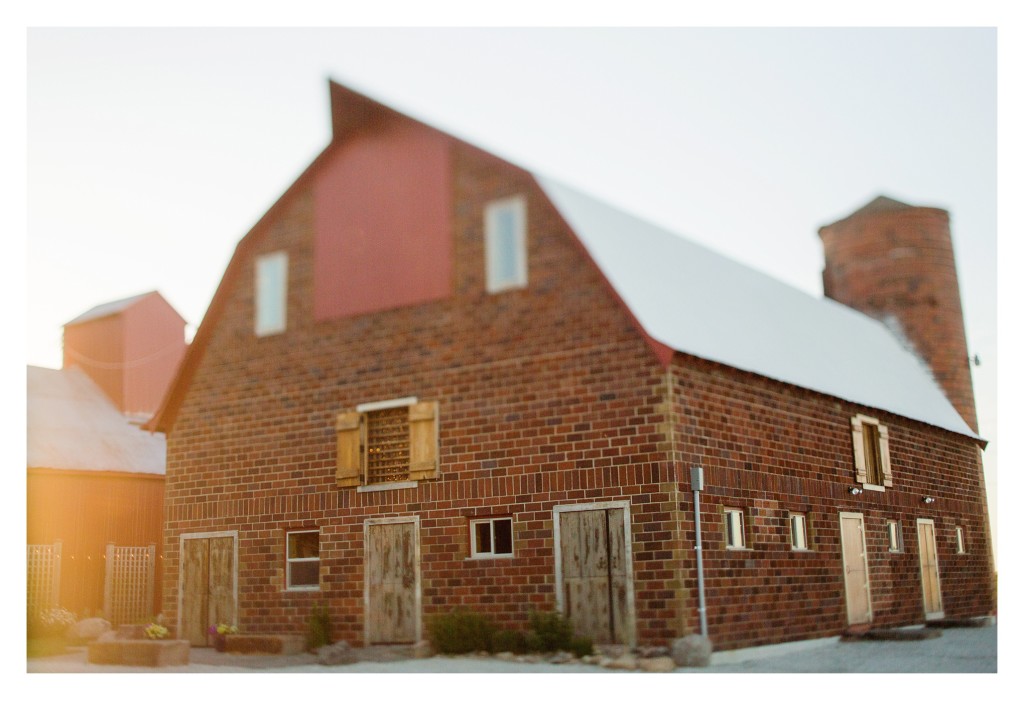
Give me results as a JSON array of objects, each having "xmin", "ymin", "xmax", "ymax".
[{"xmin": 8, "ymin": 4, "xmax": 1020, "ymax": 705}]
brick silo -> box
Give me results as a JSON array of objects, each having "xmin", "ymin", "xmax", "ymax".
[{"xmin": 819, "ymin": 196, "xmax": 978, "ymax": 432}]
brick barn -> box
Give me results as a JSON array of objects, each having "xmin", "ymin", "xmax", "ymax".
[{"xmin": 150, "ymin": 80, "xmax": 994, "ymax": 651}]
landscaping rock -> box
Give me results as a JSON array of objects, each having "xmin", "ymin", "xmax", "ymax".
[
  {"xmin": 671, "ymin": 634, "xmax": 712, "ymax": 667},
  {"xmin": 547, "ymin": 650, "xmax": 574, "ymax": 664},
  {"xmin": 317, "ymin": 640, "xmax": 358, "ymax": 666},
  {"xmin": 603, "ymin": 652, "xmax": 638, "ymax": 670},
  {"xmin": 638, "ymin": 656, "xmax": 676, "ymax": 673},
  {"xmin": 67, "ymin": 618, "xmax": 111, "ymax": 644},
  {"xmin": 636, "ymin": 645, "xmax": 670, "ymax": 658}
]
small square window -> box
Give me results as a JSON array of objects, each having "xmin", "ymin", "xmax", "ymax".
[
  {"xmin": 255, "ymin": 251, "xmax": 288, "ymax": 336},
  {"xmin": 955, "ymin": 526, "xmax": 966, "ymax": 554},
  {"xmin": 886, "ymin": 520, "xmax": 904, "ymax": 552},
  {"xmin": 470, "ymin": 518, "xmax": 513, "ymax": 558},
  {"xmin": 286, "ymin": 530, "xmax": 320, "ymax": 590},
  {"xmin": 485, "ymin": 196, "xmax": 527, "ymax": 293},
  {"xmin": 790, "ymin": 514, "xmax": 809, "ymax": 551},
  {"xmin": 725, "ymin": 509, "xmax": 745, "ymax": 549}
]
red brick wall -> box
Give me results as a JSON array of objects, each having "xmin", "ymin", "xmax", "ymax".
[
  {"xmin": 669, "ymin": 353, "xmax": 993, "ymax": 650},
  {"xmin": 163, "ymin": 137, "xmax": 992, "ymax": 651}
]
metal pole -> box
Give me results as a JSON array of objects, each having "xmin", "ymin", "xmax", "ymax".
[{"xmin": 690, "ymin": 467, "xmax": 708, "ymax": 637}]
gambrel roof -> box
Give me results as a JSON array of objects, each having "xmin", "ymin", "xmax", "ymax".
[{"xmin": 150, "ymin": 79, "xmax": 978, "ymax": 441}]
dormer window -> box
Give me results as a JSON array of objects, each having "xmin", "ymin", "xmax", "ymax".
[
  {"xmin": 255, "ymin": 251, "xmax": 288, "ymax": 336},
  {"xmin": 485, "ymin": 195, "xmax": 527, "ymax": 293}
]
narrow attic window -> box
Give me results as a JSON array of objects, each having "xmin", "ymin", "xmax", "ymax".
[
  {"xmin": 255, "ymin": 251, "xmax": 288, "ymax": 336},
  {"xmin": 850, "ymin": 414, "xmax": 892, "ymax": 490},
  {"xmin": 485, "ymin": 195, "xmax": 527, "ymax": 293}
]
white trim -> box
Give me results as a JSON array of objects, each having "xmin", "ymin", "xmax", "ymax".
[
  {"xmin": 363, "ymin": 516, "xmax": 422, "ymax": 645},
  {"xmin": 176, "ymin": 531, "xmax": 239, "ymax": 640},
  {"xmin": 552, "ymin": 500, "xmax": 636, "ymax": 648},
  {"xmin": 357, "ymin": 481, "xmax": 417, "ymax": 493},
  {"xmin": 357, "ymin": 396, "xmax": 418, "ymax": 413},
  {"xmin": 955, "ymin": 526, "xmax": 966, "ymax": 554},
  {"xmin": 485, "ymin": 195, "xmax": 528, "ymax": 293},
  {"xmin": 725, "ymin": 508, "xmax": 746, "ymax": 549},
  {"xmin": 285, "ymin": 529, "xmax": 321, "ymax": 591},
  {"xmin": 886, "ymin": 520, "xmax": 904, "ymax": 553},
  {"xmin": 790, "ymin": 513, "xmax": 808, "ymax": 551},
  {"xmin": 469, "ymin": 516, "xmax": 514, "ymax": 559}
]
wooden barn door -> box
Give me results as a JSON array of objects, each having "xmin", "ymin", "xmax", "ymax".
[
  {"xmin": 917, "ymin": 519, "xmax": 944, "ymax": 620},
  {"xmin": 181, "ymin": 535, "xmax": 235, "ymax": 646},
  {"xmin": 839, "ymin": 512, "xmax": 872, "ymax": 626},
  {"xmin": 557, "ymin": 506, "xmax": 632, "ymax": 645},
  {"xmin": 365, "ymin": 519, "xmax": 419, "ymax": 645}
]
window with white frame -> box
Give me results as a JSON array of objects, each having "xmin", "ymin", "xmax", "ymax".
[
  {"xmin": 286, "ymin": 530, "xmax": 320, "ymax": 590},
  {"xmin": 886, "ymin": 520, "xmax": 904, "ymax": 552},
  {"xmin": 484, "ymin": 195, "xmax": 527, "ymax": 293},
  {"xmin": 255, "ymin": 251, "xmax": 288, "ymax": 336},
  {"xmin": 955, "ymin": 526, "xmax": 966, "ymax": 554},
  {"xmin": 790, "ymin": 513, "xmax": 809, "ymax": 550},
  {"xmin": 470, "ymin": 517, "xmax": 513, "ymax": 558},
  {"xmin": 724, "ymin": 509, "xmax": 745, "ymax": 549}
]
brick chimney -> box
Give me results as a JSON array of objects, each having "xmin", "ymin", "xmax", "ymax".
[{"xmin": 819, "ymin": 196, "xmax": 977, "ymax": 432}]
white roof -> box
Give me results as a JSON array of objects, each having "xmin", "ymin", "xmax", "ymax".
[
  {"xmin": 536, "ymin": 177, "xmax": 976, "ymax": 439},
  {"xmin": 64, "ymin": 291, "xmax": 153, "ymax": 326},
  {"xmin": 27, "ymin": 366, "xmax": 166, "ymax": 474}
]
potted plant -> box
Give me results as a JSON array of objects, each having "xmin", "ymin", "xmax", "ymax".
[
  {"xmin": 144, "ymin": 623, "xmax": 169, "ymax": 640},
  {"xmin": 208, "ymin": 622, "xmax": 238, "ymax": 652}
]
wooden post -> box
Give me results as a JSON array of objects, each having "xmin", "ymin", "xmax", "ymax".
[
  {"xmin": 146, "ymin": 544, "xmax": 156, "ymax": 619},
  {"xmin": 103, "ymin": 542, "xmax": 115, "ymax": 621}
]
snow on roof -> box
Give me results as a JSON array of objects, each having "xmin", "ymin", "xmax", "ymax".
[
  {"xmin": 27, "ymin": 366, "xmax": 166, "ymax": 474},
  {"xmin": 536, "ymin": 177, "xmax": 976, "ymax": 439},
  {"xmin": 64, "ymin": 291, "xmax": 156, "ymax": 326}
]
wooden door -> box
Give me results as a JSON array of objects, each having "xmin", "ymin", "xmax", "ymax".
[
  {"xmin": 917, "ymin": 519, "xmax": 944, "ymax": 620},
  {"xmin": 181, "ymin": 536, "xmax": 235, "ymax": 646},
  {"xmin": 839, "ymin": 512, "xmax": 872, "ymax": 625},
  {"xmin": 366, "ymin": 521, "xmax": 418, "ymax": 644},
  {"xmin": 559, "ymin": 507, "xmax": 630, "ymax": 644}
]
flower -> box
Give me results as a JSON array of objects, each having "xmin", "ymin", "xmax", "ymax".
[
  {"xmin": 208, "ymin": 623, "xmax": 238, "ymax": 637},
  {"xmin": 144, "ymin": 623, "xmax": 169, "ymax": 640},
  {"xmin": 34, "ymin": 607, "xmax": 77, "ymax": 636}
]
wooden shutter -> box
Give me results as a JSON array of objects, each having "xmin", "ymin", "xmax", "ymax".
[
  {"xmin": 336, "ymin": 411, "xmax": 364, "ymax": 487},
  {"xmin": 878, "ymin": 424, "xmax": 893, "ymax": 487},
  {"xmin": 408, "ymin": 400, "xmax": 439, "ymax": 481},
  {"xmin": 850, "ymin": 416, "xmax": 867, "ymax": 484}
]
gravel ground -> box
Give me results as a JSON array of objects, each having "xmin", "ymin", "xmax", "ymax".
[{"xmin": 25, "ymin": 624, "xmax": 996, "ymax": 674}]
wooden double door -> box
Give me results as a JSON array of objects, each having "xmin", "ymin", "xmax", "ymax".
[
  {"xmin": 556, "ymin": 505, "xmax": 634, "ymax": 645},
  {"xmin": 180, "ymin": 534, "xmax": 235, "ymax": 646}
]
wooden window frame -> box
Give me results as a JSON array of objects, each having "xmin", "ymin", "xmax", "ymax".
[
  {"xmin": 850, "ymin": 414, "xmax": 892, "ymax": 491},
  {"xmin": 336, "ymin": 398, "xmax": 440, "ymax": 489},
  {"xmin": 469, "ymin": 517, "xmax": 514, "ymax": 559},
  {"xmin": 484, "ymin": 195, "xmax": 528, "ymax": 293},
  {"xmin": 887, "ymin": 520, "xmax": 904, "ymax": 553},
  {"xmin": 285, "ymin": 529, "xmax": 320, "ymax": 591},
  {"xmin": 790, "ymin": 513, "xmax": 809, "ymax": 551},
  {"xmin": 255, "ymin": 251, "xmax": 288, "ymax": 336},
  {"xmin": 724, "ymin": 508, "xmax": 746, "ymax": 550}
]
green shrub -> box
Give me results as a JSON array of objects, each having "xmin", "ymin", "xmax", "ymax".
[
  {"xmin": 527, "ymin": 610, "xmax": 593, "ymax": 657},
  {"xmin": 306, "ymin": 603, "xmax": 332, "ymax": 650},
  {"xmin": 493, "ymin": 629, "xmax": 531, "ymax": 654},
  {"xmin": 426, "ymin": 609, "xmax": 496, "ymax": 654},
  {"xmin": 566, "ymin": 635, "xmax": 594, "ymax": 658}
]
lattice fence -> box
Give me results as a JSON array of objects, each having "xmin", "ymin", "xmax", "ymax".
[
  {"xmin": 26, "ymin": 541, "xmax": 62, "ymax": 616},
  {"xmin": 104, "ymin": 544, "xmax": 155, "ymax": 625}
]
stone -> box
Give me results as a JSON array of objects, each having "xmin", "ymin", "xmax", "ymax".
[
  {"xmin": 636, "ymin": 645, "xmax": 670, "ymax": 659},
  {"xmin": 638, "ymin": 656, "xmax": 676, "ymax": 673},
  {"xmin": 670, "ymin": 634, "xmax": 712, "ymax": 667},
  {"xmin": 317, "ymin": 640, "xmax": 358, "ymax": 666},
  {"xmin": 495, "ymin": 651, "xmax": 516, "ymax": 661},
  {"xmin": 547, "ymin": 650, "xmax": 574, "ymax": 664},
  {"xmin": 116, "ymin": 624, "xmax": 147, "ymax": 640},
  {"xmin": 68, "ymin": 618, "xmax": 112, "ymax": 644},
  {"xmin": 604, "ymin": 652, "xmax": 638, "ymax": 670},
  {"xmin": 225, "ymin": 634, "xmax": 306, "ymax": 655}
]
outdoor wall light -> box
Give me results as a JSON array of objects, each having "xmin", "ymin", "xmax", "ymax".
[
  {"xmin": 849, "ymin": 487, "xmax": 863, "ymax": 495},
  {"xmin": 923, "ymin": 496, "xmax": 935, "ymax": 504}
]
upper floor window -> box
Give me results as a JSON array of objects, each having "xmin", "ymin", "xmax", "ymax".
[
  {"xmin": 955, "ymin": 526, "xmax": 966, "ymax": 554},
  {"xmin": 335, "ymin": 398, "xmax": 440, "ymax": 488},
  {"xmin": 485, "ymin": 195, "xmax": 527, "ymax": 293},
  {"xmin": 850, "ymin": 414, "xmax": 892, "ymax": 490},
  {"xmin": 724, "ymin": 508, "xmax": 746, "ymax": 549},
  {"xmin": 790, "ymin": 513, "xmax": 809, "ymax": 551},
  {"xmin": 255, "ymin": 251, "xmax": 288, "ymax": 336}
]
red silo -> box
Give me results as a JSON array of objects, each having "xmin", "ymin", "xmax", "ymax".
[{"xmin": 819, "ymin": 196, "xmax": 978, "ymax": 432}]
